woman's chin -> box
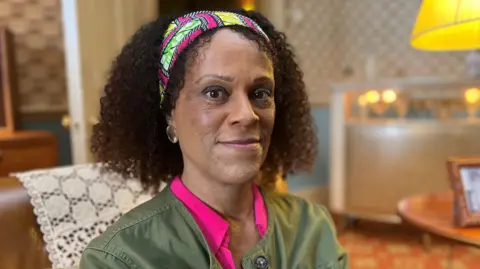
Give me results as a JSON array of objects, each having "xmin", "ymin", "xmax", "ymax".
[{"xmin": 214, "ymin": 163, "xmax": 262, "ymax": 185}]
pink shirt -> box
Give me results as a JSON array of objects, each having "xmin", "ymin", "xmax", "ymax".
[{"xmin": 170, "ymin": 176, "xmax": 268, "ymax": 269}]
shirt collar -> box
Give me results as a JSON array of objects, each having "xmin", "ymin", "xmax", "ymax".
[{"xmin": 170, "ymin": 176, "xmax": 268, "ymax": 255}]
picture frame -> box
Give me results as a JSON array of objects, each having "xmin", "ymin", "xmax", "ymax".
[
  {"xmin": 0, "ymin": 26, "xmax": 19, "ymax": 134},
  {"xmin": 446, "ymin": 157, "xmax": 480, "ymax": 227}
]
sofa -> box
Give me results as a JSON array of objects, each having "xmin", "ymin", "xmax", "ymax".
[
  {"xmin": 0, "ymin": 176, "xmax": 50, "ymax": 269},
  {"xmin": 0, "ymin": 165, "xmax": 289, "ymax": 269}
]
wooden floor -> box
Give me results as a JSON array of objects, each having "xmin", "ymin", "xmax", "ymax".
[{"xmin": 337, "ymin": 220, "xmax": 480, "ymax": 269}]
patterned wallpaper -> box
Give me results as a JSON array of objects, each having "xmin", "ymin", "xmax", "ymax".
[
  {"xmin": 0, "ymin": 0, "xmax": 471, "ymax": 111},
  {"xmin": 0, "ymin": 0, "xmax": 66, "ymax": 114},
  {"xmin": 285, "ymin": 0, "xmax": 468, "ymax": 105}
]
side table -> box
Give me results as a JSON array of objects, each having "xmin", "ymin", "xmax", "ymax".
[
  {"xmin": 0, "ymin": 130, "xmax": 58, "ymax": 176},
  {"xmin": 397, "ymin": 191, "xmax": 480, "ymax": 247}
]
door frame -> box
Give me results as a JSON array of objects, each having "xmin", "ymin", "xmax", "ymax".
[
  {"xmin": 61, "ymin": 0, "xmax": 89, "ymax": 164},
  {"xmin": 60, "ymin": 0, "xmax": 158, "ymax": 164}
]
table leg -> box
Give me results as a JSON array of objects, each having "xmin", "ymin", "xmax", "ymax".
[
  {"xmin": 446, "ymin": 243, "xmax": 455, "ymax": 269},
  {"xmin": 336, "ymin": 216, "xmax": 348, "ymax": 234},
  {"xmin": 336, "ymin": 216, "xmax": 358, "ymax": 234},
  {"xmin": 421, "ymin": 233, "xmax": 432, "ymax": 252}
]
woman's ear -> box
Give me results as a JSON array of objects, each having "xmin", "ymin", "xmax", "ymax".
[{"xmin": 167, "ymin": 109, "xmax": 176, "ymax": 127}]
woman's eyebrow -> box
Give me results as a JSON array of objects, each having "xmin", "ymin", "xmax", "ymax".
[
  {"xmin": 252, "ymin": 75, "xmax": 274, "ymax": 84},
  {"xmin": 195, "ymin": 74, "xmax": 234, "ymax": 84}
]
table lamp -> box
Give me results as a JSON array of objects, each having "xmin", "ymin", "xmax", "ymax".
[{"xmin": 411, "ymin": 0, "xmax": 480, "ymax": 51}]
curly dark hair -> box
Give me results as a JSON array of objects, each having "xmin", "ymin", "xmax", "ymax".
[{"xmin": 91, "ymin": 9, "xmax": 317, "ymax": 191}]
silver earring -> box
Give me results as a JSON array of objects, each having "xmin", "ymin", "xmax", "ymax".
[{"xmin": 166, "ymin": 125, "xmax": 178, "ymax": 143}]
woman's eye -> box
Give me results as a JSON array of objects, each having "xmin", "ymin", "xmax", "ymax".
[
  {"xmin": 203, "ymin": 86, "xmax": 228, "ymax": 100},
  {"xmin": 252, "ymin": 88, "xmax": 273, "ymax": 100}
]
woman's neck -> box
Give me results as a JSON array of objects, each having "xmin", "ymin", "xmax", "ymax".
[{"xmin": 180, "ymin": 168, "xmax": 255, "ymax": 221}]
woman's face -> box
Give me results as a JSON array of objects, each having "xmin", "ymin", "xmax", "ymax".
[{"xmin": 171, "ymin": 29, "xmax": 275, "ymax": 184}]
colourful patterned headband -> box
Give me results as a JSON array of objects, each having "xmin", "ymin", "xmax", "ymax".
[{"xmin": 158, "ymin": 11, "xmax": 270, "ymax": 107}]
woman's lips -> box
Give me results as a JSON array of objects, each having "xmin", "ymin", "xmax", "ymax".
[{"xmin": 218, "ymin": 138, "xmax": 261, "ymax": 149}]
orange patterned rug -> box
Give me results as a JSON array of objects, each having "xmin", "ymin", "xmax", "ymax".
[{"xmin": 337, "ymin": 223, "xmax": 480, "ymax": 269}]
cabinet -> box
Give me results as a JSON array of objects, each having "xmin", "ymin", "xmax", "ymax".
[
  {"xmin": 0, "ymin": 131, "xmax": 58, "ymax": 176},
  {"xmin": 329, "ymin": 77, "xmax": 480, "ymax": 223}
]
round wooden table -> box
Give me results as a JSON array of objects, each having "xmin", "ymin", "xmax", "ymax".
[{"xmin": 397, "ymin": 191, "xmax": 480, "ymax": 247}]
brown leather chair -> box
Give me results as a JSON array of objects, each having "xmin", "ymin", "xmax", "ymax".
[{"xmin": 0, "ymin": 177, "xmax": 50, "ymax": 269}]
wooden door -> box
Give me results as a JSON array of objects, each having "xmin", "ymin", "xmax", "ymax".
[{"xmin": 61, "ymin": 0, "xmax": 158, "ymax": 164}]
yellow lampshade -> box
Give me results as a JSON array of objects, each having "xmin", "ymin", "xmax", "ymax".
[{"xmin": 411, "ymin": 0, "xmax": 480, "ymax": 51}]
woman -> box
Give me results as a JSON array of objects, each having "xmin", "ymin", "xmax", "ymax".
[{"xmin": 80, "ymin": 9, "xmax": 348, "ymax": 269}]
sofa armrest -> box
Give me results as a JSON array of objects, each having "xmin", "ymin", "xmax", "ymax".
[{"xmin": 0, "ymin": 177, "xmax": 51, "ymax": 269}]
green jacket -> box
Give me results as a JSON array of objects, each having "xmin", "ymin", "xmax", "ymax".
[{"xmin": 80, "ymin": 186, "xmax": 349, "ymax": 269}]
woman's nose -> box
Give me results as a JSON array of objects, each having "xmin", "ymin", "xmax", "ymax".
[{"xmin": 228, "ymin": 93, "xmax": 259, "ymax": 126}]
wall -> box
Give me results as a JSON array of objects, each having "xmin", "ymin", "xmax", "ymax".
[
  {"xmin": 281, "ymin": 0, "xmax": 469, "ymax": 192},
  {"xmin": 0, "ymin": 0, "xmax": 67, "ymax": 113},
  {"xmin": 2, "ymin": 0, "xmax": 469, "ymax": 191},
  {"xmin": 0, "ymin": 0, "xmax": 71, "ymax": 165},
  {"xmin": 287, "ymin": 108, "xmax": 330, "ymax": 191},
  {"xmin": 284, "ymin": 0, "xmax": 467, "ymax": 105}
]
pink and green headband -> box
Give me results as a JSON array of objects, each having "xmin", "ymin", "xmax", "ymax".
[{"xmin": 158, "ymin": 11, "xmax": 270, "ymax": 107}]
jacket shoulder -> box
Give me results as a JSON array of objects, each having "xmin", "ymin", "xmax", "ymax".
[
  {"xmin": 81, "ymin": 187, "xmax": 212, "ymax": 269},
  {"xmin": 266, "ymin": 191, "xmax": 348, "ymax": 267},
  {"xmin": 266, "ymin": 191, "xmax": 333, "ymax": 222},
  {"xmin": 85, "ymin": 188, "xmax": 176, "ymax": 250}
]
